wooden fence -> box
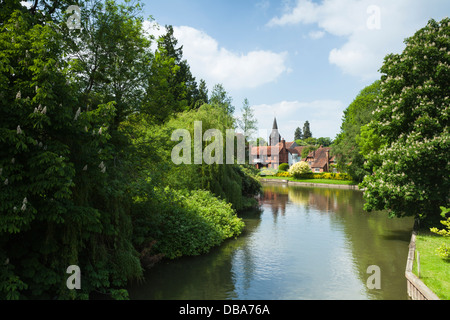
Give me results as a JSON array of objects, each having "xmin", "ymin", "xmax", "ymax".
[{"xmin": 405, "ymin": 228, "xmax": 440, "ymax": 300}]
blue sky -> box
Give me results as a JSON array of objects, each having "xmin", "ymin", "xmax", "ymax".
[{"xmin": 142, "ymin": 0, "xmax": 450, "ymax": 141}]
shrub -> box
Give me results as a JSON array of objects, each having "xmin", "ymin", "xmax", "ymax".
[
  {"xmin": 278, "ymin": 163, "xmax": 289, "ymax": 172},
  {"xmin": 145, "ymin": 188, "xmax": 245, "ymax": 260},
  {"xmin": 288, "ymin": 161, "xmax": 312, "ymax": 178},
  {"xmin": 430, "ymin": 207, "xmax": 450, "ymax": 260},
  {"xmin": 291, "ymin": 172, "xmax": 353, "ymax": 181},
  {"xmin": 334, "ymin": 173, "xmax": 353, "ymax": 181},
  {"xmin": 259, "ymin": 168, "xmax": 278, "ymax": 176},
  {"xmin": 276, "ymin": 171, "xmax": 291, "ymax": 178}
]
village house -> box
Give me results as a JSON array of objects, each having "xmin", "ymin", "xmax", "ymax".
[
  {"xmin": 304, "ymin": 146, "xmax": 337, "ymax": 173},
  {"xmin": 251, "ymin": 118, "xmax": 336, "ymax": 172}
]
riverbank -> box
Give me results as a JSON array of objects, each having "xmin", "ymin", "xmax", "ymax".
[
  {"xmin": 260, "ymin": 177, "xmax": 361, "ymax": 190},
  {"xmin": 411, "ymin": 230, "xmax": 450, "ymax": 299}
]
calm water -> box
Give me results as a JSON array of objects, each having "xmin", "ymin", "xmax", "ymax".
[{"xmin": 128, "ymin": 182, "xmax": 414, "ymax": 300}]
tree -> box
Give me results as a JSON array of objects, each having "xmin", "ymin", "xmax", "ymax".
[
  {"xmin": 304, "ymin": 137, "xmax": 317, "ymax": 146},
  {"xmin": 0, "ymin": 3, "xmax": 145, "ymax": 299},
  {"xmin": 0, "ymin": 0, "xmax": 259, "ymax": 300},
  {"xmin": 210, "ymin": 84, "xmax": 234, "ymax": 115},
  {"xmin": 303, "ymin": 121, "xmax": 312, "ymax": 139},
  {"xmin": 360, "ymin": 18, "xmax": 450, "ymax": 221},
  {"xmin": 301, "ymin": 145, "xmax": 318, "ymax": 158},
  {"xmin": 64, "ymin": 0, "xmax": 153, "ymax": 128},
  {"xmin": 196, "ymin": 79, "xmax": 209, "ymax": 106},
  {"xmin": 316, "ymin": 137, "xmax": 333, "ymax": 147},
  {"xmin": 237, "ymin": 98, "xmax": 257, "ymax": 140},
  {"xmin": 333, "ymin": 81, "xmax": 380, "ymax": 182},
  {"xmin": 255, "ymin": 137, "xmax": 267, "ymax": 146},
  {"xmin": 294, "ymin": 127, "xmax": 303, "ymax": 140}
]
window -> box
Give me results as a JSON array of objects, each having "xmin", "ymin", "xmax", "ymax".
[{"xmin": 314, "ymin": 168, "xmax": 320, "ymax": 173}]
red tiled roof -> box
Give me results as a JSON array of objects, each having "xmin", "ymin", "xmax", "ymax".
[
  {"xmin": 285, "ymin": 141, "xmax": 295, "ymax": 149},
  {"xmin": 252, "ymin": 141, "xmax": 301, "ymax": 156},
  {"xmin": 251, "ymin": 145, "xmax": 282, "ymax": 156},
  {"xmin": 310, "ymin": 147, "xmax": 332, "ymax": 168}
]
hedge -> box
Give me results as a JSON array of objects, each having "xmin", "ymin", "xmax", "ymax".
[{"xmin": 275, "ymin": 172, "xmax": 353, "ymax": 181}]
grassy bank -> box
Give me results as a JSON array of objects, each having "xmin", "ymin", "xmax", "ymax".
[
  {"xmin": 413, "ymin": 231, "xmax": 450, "ymax": 300},
  {"xmin": 261, "ymin": 175, "xmax": 357, "ymax": 185}
]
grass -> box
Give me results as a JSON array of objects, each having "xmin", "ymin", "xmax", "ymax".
[
  {"xmin": 260, "ymin": 175, "xmax": 357, "ymax": 185},
  {"xmin": 413, "ymin": 230, "xmax": 450, "ymax": 300}
]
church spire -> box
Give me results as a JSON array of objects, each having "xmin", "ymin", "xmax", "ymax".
[
  {"xmin": 269, "ymin": 117, "xmax": 281, "ymax": 146},
  {"xmin": 272, "ymin": 117, "xmax": 278, "ymax": 130}
]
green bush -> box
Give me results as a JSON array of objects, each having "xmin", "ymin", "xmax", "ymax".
[
  {"xmin": 288, "ymin": 161, "xmax": 312, "ymax": 178},
  {"xmin": 430, "ymin": 207, "xmax": 450, "ymax": 260},
  {"xmin": 278, "ymin": 163, "xmax": 289, "ymax": 172},
  {"xmin": 140, "ymin": 188, "xmax": 245, "ymax": 260},
  {"xmin": 276, "ymin": 171, "xmax": 291, "ymax": 177},
  {"xmin": 259, "ymin": 168, "xmax": 278, "ymax": 176},
  {"xmin": 286, "ymin": 172, "xmax": 353, "ymax": 181}
]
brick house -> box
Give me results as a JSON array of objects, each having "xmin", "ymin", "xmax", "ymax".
[
  {"xmin": 251, "ymin": 139, "xmax": 302, "ymax": 170},
  {"xmin": 304, "ymin": 146, "xmax": 337, "ymax": 173},
  {"xmin": 251, "ymin": 118, "xmax": 336, "ymax": 172},
  {"xmin": 251, "ymin": 118, "xmax": 303, "ymax": 170}
]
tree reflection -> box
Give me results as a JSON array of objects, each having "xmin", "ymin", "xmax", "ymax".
[{"xmin": 128, "ymin": 183, "xmax": 413, "ymax": 300}]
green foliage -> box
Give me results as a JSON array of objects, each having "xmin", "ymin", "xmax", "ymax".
[
  {"xmin": 0, "ymin": 0, "xmax": 259, "ymax": 300},
  {"xmin": 295, "ymin": 139, "xmax": 307, "ymax": 146},
  {"xmin": 160, "ymin": 103, "xmax": 260, "ymax": 211},
  {"xmin": 210, "ymin": 83, "xmax": 235, "ymax": 115},
  {"xmin": 133, "ymin": 188, "xmax": 244, "ymax": 260},
  {"xmin": 236, "ymin": 98, "xmax": 257, "ymax": 140},
  {"xmin": 278, "ymin": 163, "xmax": 289, "ymax": 172},
  {"xmin": 303, "ymin": 121, "xmax": 312, "ymax": 139},
  {"xmin": 259, "ymin": 167, "xmax": 278, "ymax": 176},
  {"xmin": 360, "ymin": 18, "xmax": 450, "ymax": 220},
  {"xmin": 316, "ymin": 172, "xmax": 353, "ymax": 181},
  {"xmin": 275, "ymin": 171, "xmax": 290, "ymax": 178},
  {"xmin": 316, "ymin": 137, "xmax": 333, "ymax": 147},
  {"xmin": 288, "ymin": 161, "xmax": 311, "ymax": 178},
  {"xmin": 270, "ymin": 170, "xmax": 354, "ymax": 182},
  {"xmin": 333, "ymin": 80, "xmax": 381, "ymax": 182},
  {"xmin": 0, "ymin": 4, "xmax": 147, "ymax": 299},
  {"xmin": 280, "ymin": 172, "xmax": 352, "ymax": 181},
  {"xmin": 294, "ymin": 127, "xmax": 302, "ymax": 140},
  {"xmin": 303, "ymin": 137, "xmax": 317, "ymax": 146},
  {"xmin": 430, "ymin": 207, "xmax": 450, "ymax": 259},
  {"xmin": 301, "ymin": 145, "xmax": 318, "ymax": 158}
]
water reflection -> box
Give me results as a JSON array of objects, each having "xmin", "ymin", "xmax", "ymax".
[{"xmin": 128, "ymin": 183, "xmax": 413, "ymax": 300}]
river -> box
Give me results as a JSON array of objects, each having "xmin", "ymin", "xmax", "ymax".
[{"xmin": 128, "ymin": 182, "xmax": 414, "ymax": 300}]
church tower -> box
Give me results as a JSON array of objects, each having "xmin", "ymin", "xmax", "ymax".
[{"xmin": 269, "ymin": 117, "xmax": 281, "ymax": 146}]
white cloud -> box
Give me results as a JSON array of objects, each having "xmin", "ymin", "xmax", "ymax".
[
  {"xmin": 267, "ymin": 0, "xmax": 450, "ymax": 80},
  {"xmin": 251, "ymin": 100, "xmax": 345, "ymax": 139},
  {"xmin": 172, "ymin": 26, "xmax": 289, "ymax": 90},
  {"xmin": 143, "ymin": 22, "xmax": 289, "ymax": 90}
]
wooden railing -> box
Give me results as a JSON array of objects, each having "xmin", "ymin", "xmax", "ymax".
[{"xmin": 405, "ymin": 228, "xmax": 440, "ymax": 300}]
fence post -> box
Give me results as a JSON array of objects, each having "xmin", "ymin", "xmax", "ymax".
[{"xmin": 417, "ymin": 251, "xmax": 420, "ymax": 279}]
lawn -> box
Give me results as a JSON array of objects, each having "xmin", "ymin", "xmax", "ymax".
[
  {"xmin": 261, "ymin": 175, "xmax": 357, "ymax": 185},
  {"xmin": 413, "ymin": 231, "xmax": 450, "ymax": 300}
]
